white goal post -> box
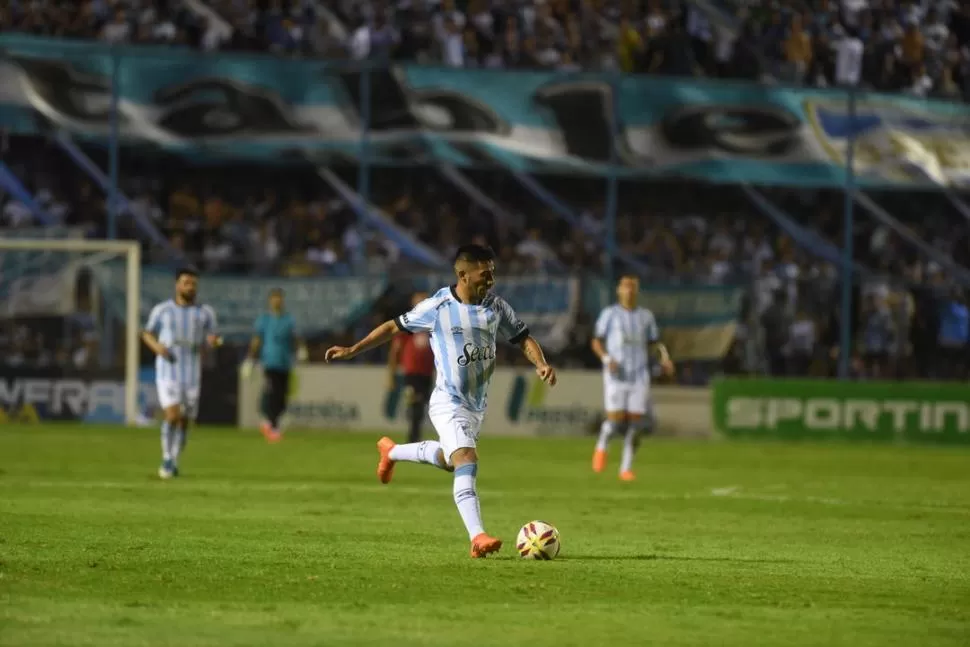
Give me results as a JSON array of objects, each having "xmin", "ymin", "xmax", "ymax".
[{"xmin": 0, "ymin": 237, "xmax": 141, "ymax": 425}]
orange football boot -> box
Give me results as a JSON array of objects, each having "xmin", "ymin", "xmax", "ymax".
[
  {"xmin": 470, "ymin": 533, "xmax": 503, "ymax": 558},
  {"xmin": 376, "ymin": 436, "xmax": 396, "ymax": 484},
  {"xmin": 592, "ymin": 449, "xmax": 607, "ymax": 473},
  {"xmin": 260, "ymin": 421, "xmax": 281, "ymax": 443},
  {"xmin": 619, "ymin": 470, "xmax": 636, "ymax": 482}
]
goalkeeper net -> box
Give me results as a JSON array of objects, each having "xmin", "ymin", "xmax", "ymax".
[{"xmin": 0, "ymin": 229, "xmax": 141, "ymax": 425}]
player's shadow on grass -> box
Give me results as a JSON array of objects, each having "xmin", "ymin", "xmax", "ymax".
[{"xmin": 561, "ymin": 554, "xmax": 798, "ymax": 564}]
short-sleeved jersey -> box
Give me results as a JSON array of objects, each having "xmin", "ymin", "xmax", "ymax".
[
  {"xmin": 394, "ymin": 286, "xmax": 529, "ymax": 412},
  {"xmin": 145, "ymin": 299, "xmax": 217, "ymax": 388},
  {"xmin": 255, "ymin": 312, "xmax": 297, "ymax": 371},
  {"xmin": 594, "ymin": 304, "xmax": 659, "ymax": 384}
]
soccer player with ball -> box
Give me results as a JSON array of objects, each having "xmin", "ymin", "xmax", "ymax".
[{"xmin": 325, "ymin": 245, "xmax": 558, "ymax": 558}]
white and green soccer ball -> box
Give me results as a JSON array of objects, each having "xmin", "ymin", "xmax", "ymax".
[{"xmin": 516, "ymin": 520, "xmax": 561, "ymax": 560}]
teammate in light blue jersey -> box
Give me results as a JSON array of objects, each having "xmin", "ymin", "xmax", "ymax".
[
  {"xmin": 325, "ymin": 244, "xmax": 558, "ymax": 558},
  {"xmin": 590, "ymin": 274, "xmax": 673, "ymax": 481},
  {"xmin": 141, "ymin": 268, "xmax": 221, "ymax": 480}
]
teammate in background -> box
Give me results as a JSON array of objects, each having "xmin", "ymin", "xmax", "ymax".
[
  {"xmin": 590, "ymin": 274, "xmax": 673, "ymax": 481},
  {"xmin": 325, "ymin": 245, "xmax": 558, "ymax": 558},
  {"xmin": 387, "ymin": 291, "xmax": 435, "ymax": 443},
  {"xmin": 141, "ymin": 268, "xmax": 221, "ymax": 480},
  {"xmin": 241, "ymin": 288, "xmax": 308, "ymax": 443}
]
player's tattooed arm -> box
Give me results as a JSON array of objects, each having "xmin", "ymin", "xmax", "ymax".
[
  {"xmin": 520, "ymin": 336, "xmax": 558, "ymax": 386},
  {"xmin": 520, "ymin": 336, "xmax": 546, "ymax": 366},
  {"xmin": 325, "ymin": 320, "xmax": 399, "ymax": 362}
]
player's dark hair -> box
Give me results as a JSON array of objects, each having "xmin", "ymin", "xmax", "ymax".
[
  {"xmin": 175, "ymin": 267, "xmax": 199, "ymax": 281},
  {"xmin": 618, "ymin": 273, "xmax": 640, "ymax": 283},
  {"xmin": 269, "ymin": 287, "xmax": 284, "ymax": 297},
  {"xmin": 453, "ymin": 244, "xmax": 495, "ymax": 265}
]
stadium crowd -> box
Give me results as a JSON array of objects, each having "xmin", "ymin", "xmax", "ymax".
[
  {"xmin": 188, "ymin": 0, "xmax": 970, "ymax": 99},
  {"xmin": 2, "ymin": 1, "xmax": 969, "ymax": 97},
  {"xmin": 1, "ymin": 0, "xmax": 970, "ymax": 382},
  {"xmin": 4, "ymin": 130, "xmax": 970, "ymax": 383}
]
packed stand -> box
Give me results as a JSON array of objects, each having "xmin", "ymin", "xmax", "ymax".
[
  {"xmin": 4, "ymin": 133, "xmax": 970, "ymax": 382},
  {"xmin": 203, "ymin": 0, "xmax": 758, "ymax": 75},
  {"xmin": 729, "ymin": 0, "xmax": 970, "ymax": 98},
  {"xmin": 742, "ymin": 187, "xmax": 970, "ymax": 382},
  {"xmin": 4, "ymin": 0, "xmax": 970, "ymax": 102},
  {"xmin": 191, "ymin": 0, "xmax": 970, "ymax": 100},
  {"xmin": 0, "ymin": 0, "xmax": 221, "ymax": 47}
]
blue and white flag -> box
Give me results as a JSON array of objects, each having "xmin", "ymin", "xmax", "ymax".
[{"xmin": 2, "ymin": 34, "xmax": 970, "ymax": 188}]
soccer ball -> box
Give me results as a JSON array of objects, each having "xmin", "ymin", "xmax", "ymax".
[{"xmin": 516, "ymin": 520, "xmax": 561, "ymax": 560}]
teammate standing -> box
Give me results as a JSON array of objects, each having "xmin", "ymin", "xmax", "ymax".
[
  {"xmin": 325, "ymin": 245, "xmax": 558, "ymax": 558},
  {"xmin": 590, "ymin": 274, "xmax": 673, "ymax": 481},
  {"xmin": 387, "ymin": 291, "xmax": 435, "ymax": 443},
  {"xmin": 242, "ymin": 288, "xmax": 308, "ymax": 443},
  {"xmin": 141, "ymin": 268, "xmax": 220, "ymax": 479}
]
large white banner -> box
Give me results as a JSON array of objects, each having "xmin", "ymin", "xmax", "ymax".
[
  {"xmin": 5, "ymin": 33, "xmax": 970, "ymax": 187},
  {"xmin": 238, "ymin": 365, "xmax": 712, "ymax": 438}
]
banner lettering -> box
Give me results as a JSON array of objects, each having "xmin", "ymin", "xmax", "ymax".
[
  {"xmin": 712, "ymin": 378, "xmax": 970, "ymax": 445},
  {"xmin": 1, "ymin": 35, "xmax": 970, "ymax": 187}
]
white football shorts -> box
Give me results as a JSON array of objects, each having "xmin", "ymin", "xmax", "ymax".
[
  {"xmin": 156, "ymin": 380, "xmax": 201, "ymax": 420},
  {"xmin": 603, "ymin": 378, "xmax": 650, "ymax": 416},
  {"xmin": 428, "ymin": 390, "xmax": 484, "ymax": 465}
]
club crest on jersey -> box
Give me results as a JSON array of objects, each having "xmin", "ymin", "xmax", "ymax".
[{"xmin": 457, "ymin": 343, "xmax": 495, "ymax": 366}]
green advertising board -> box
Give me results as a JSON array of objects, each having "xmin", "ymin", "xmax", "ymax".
[{"xmin": 712, "ymin": 378, "xmax": 970, "ymax": 445}]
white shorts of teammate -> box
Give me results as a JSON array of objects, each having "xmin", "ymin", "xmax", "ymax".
[
  {"xmin": 428, "ymin": 390, "xmax": 484, "ymax": 466},
  {"xmin": 156, "ymin": 380, "xmax": 201, "ymax": 420},
  {"xmin": 603, "ymin": 378, "xmax": 650, "ymax": 416}
]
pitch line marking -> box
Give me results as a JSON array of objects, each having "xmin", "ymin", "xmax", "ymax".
[{"xmin": 3, "ymin": 479, "xmax": 968, "ymax": 516}]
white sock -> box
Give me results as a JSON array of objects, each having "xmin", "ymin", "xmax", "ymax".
[
  {"xmin": 453, "ymin": 463, "xmax": 484, "ymax": 539},
  {"xmin": 620, "ymin": 425, "xmax": 640, "ymax": 473},
  {"xmin": 172, "ymin": 425, "xmax": 187, "ymax": 463},
  {"xmin": 161, "ymin": 422, "xmax": 173, "ymax": 462},
  {"xmin": 595, "ymin": 420, "xmax": 620, "ymax": 452},
  {"xmin": 389, "ymin": 440, "xmax": 446, "ymax": 469}
]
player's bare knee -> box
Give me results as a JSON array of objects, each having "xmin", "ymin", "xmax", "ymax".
[
  {"xmin": 163, "ymin": 407, "xmax": 180, "ymax": 424},
  {"xmin": 606, "ymin": 411, "xmax": 626, "ymax": 423},
  {"xmin": 450, "ymin": 447, "xmax": 477, "ymax": 467}
]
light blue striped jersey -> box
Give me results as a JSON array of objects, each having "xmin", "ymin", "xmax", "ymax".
[
  {"xmin": 394, "ymin": 286, "xmax": 529, "ymax": 412},
  {"xmin": 145, "ymin": 299, "xmax": 218, "ymax": 388},
  {"xmin": 594, "ymin": 304, "xmax": 659, "ymax": 383}
]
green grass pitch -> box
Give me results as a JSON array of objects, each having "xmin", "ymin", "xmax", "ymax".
[{"xmin": 1, "ymin": 425, "xmax": 969, "ymax": 647}]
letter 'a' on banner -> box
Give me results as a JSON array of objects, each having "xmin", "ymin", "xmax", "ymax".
[{"xmin": 712, "ymin": 378, "xmax": 970, "ymax": 446}]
